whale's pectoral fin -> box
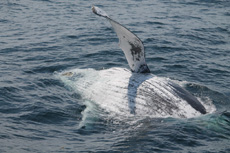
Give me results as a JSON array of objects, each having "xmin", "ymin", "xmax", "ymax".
[
  {"xmin": 169, "ymin": 82, "xmax": 206, "ymax": 114},
  {"xmin": 92, "ymin": 6, "xmax": 150, "ymax": 73}
]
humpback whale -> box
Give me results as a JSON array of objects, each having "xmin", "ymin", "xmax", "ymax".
[{"xmin": 58, "ymin": 6, "xmax": 208, "ymax": 119}]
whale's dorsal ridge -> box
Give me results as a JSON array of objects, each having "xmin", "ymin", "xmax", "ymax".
[{"xmin": 92, "ymin": 6, "xmax": 150, "ymax": 73}]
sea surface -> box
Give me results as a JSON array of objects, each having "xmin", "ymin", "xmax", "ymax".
[{"xmin": 1, "ymin": 0, "xmax": 230, "ymax": 152}]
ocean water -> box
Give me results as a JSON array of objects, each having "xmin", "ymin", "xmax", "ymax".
[{"xmin": 0, "ymin": 0, "xmax": 230, "ymax": 152}]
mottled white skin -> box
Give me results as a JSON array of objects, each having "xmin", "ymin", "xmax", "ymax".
[{"xmin": 59, "ymin": 68, "xmax": 209, "ymax": 119}]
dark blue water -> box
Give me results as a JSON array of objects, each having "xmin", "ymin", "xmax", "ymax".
[{"xmin": 1, "ymin": 0, "xmax": 230, "ymax": 152}]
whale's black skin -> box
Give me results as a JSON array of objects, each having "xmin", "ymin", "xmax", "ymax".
[{"xmin": 92, "ymin": 6, "xmax": 207, "ymax": 115}]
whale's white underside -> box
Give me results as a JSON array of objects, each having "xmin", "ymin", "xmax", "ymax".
[{"xmin": 57, "ymin": 68, "xmax": 215, "ymax": 119}]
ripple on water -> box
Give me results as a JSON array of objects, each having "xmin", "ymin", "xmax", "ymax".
[{"xmin": 0, "ymin": 0, "xmax": 230, "ymax": 152}]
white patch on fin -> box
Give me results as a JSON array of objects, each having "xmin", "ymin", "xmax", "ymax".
[
  {"xmin": 92, "ymin": 6, "xmax": 150, "ymax": 73},
  {"xmin": 92, "ymin": 6, "xmax": 109, "ymax": 18}
]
